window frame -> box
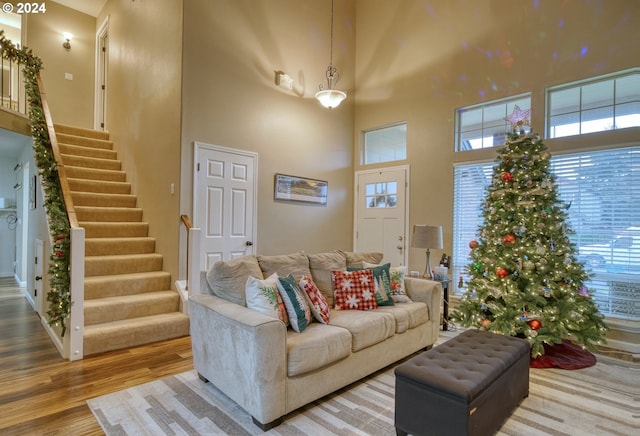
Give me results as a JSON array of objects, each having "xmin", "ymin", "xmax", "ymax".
[
  {"xmin": 454, "ymin": 93, "xmax": 531, "ymax": 152},
  {"xmin": 360, "ymin": 121, "xmax": 407, "ymax": 165},
  {"xmin": 545, "ymin": 68, "xmax": 640, "ymax": 139}
]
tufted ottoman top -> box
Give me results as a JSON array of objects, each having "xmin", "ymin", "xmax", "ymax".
[{"xmin": 395, "ymin": 330, "xmax": 530, "ymax": 402}]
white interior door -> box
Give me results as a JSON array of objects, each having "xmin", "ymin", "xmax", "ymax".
[
  {"xmin": 354, "ymin": 166, "xmax": 409, "ymax": 266},
  {"xmin": 194, "ymin": 143, "xmax": 257, "ymax": 271}
]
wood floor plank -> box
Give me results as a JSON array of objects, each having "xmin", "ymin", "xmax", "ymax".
[{"xmin": 0, "ymin": 277, "xmax": 193, "ymax": 434}]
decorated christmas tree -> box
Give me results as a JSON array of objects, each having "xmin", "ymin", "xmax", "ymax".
[{"xmin": 452, "ymin": 108, "xmax": 608, "ymax": 358}]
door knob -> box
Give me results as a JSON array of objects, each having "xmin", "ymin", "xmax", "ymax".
[
  {"xmin": 245, "ymin": 241, "xmax": 253, "ymax": 246},
  {"xmin": 35, "ymin": 276, "xmax": 42, "ymax": 281}
]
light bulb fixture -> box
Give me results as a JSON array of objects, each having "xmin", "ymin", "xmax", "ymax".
[
  {"xmin": 315, "ymin": 0, "xmax": 346, "ymax": 109},
  {"xmin": 62, "ymin": 32, "xmax": 73, "ymax": 50}
]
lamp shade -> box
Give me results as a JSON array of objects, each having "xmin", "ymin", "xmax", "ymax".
[
  {"xmin": 411, "ymin": 225, "xmax": 443, "ymax": 249},
  {"xmin": 315, "ymin": 89, "xmax": 347, "ymax": 109}
]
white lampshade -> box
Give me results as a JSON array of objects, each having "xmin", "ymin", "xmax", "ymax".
[{"xmin": 315, "ymin": 89, "xmax": 347, "ymax": 109}]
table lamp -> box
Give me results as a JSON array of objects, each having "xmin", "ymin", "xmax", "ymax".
[{"xmin": 411, "ymin": 225, "xmax": 443, "ymax": 279}]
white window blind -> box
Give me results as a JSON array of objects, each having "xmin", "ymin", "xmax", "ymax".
[{"xmin": 452, "ymin": 146, "xmax": 640, "ymax": 320}]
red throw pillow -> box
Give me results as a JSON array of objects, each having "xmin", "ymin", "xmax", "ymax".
[{"xmin": 331, "ymin": 269, "xmax": 378, "ymax": 311}]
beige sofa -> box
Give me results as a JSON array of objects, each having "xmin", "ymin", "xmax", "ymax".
[{"xmin": 189, "ymin": 251, "xmax": 442, "ymax": 430}]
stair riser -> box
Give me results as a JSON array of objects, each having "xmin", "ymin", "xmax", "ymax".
[
  {"xmin": 83, "ymin": 315, "xmax": 190, "ymax": 356},
  {"xmin": 68, "ymin": 179, "xmax": 131, "ymax": 195},
  {"xmin": 72, "ymin": 193, "xmax": 137, "ymax": 208},
  {"xmin": 85, "ymin": 255, "xmax": 163, "ymax": 276},
  {"xmin": 65, "ymin": 167, "xmax": 126, "ymax": 183},
  {"xmin": 81, "ymin": 223, "xmax": 149, "ymax": 238},
  {"xmin": 85, "ymin": 239, "xmax": 156, "ymax": 256},
  {"xmin": 62, "ymin": 154, "xmax": 122, "ymax": 171},
  {"xmin": 54, "ymin": 124, "xmax": 110, "ymax": 140},
  {"xmin": 76, "ymin": 208, "xmax": 142, "ymax": 222},
  {"xmin": 84, "ymin": 293, "xmax": 180, "ymax": 325},
  {"xmin": 84, "ymin": 273, "xmax": 172, "ymax": 299},
  {"xmin": 56, "ymin": 132, "xmax": 114, "ymax": 150},
  {"xmin": 59, "ymin": 143, "xmax": 116, "ymax": 160}
]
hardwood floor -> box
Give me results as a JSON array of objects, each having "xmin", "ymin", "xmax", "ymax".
[{"xmin": 0, "ymin": 276, "xmax": 193, "ymax": 435}]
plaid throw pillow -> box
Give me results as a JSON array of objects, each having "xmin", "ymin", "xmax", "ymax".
[
  {"xmin": 331, "ymin": 269, "xmax": 378, "ymax": 311},
  {"xmin": 300, "ymin": 275, "xmax": 330, "ymax": 324}
]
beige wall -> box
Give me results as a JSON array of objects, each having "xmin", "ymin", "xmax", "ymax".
[
  {"xmin": 95, "ymin": 0, "xmax": 183, "ymax": 281},
  {"xmin": 26, "ymin": 1, "xmax": 95, "ymax": 128},
  {"xmin": 180, "ymin": 0, "xmax": 356, "ymax": 257},
  {"xmin": 354, "ymin": 0, "xmax": 640, "ymax": 274}
]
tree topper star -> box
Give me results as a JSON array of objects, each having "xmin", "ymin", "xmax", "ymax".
[{"xmin": 505, "ymin": 105, "xmax": 531, "ymax": 129}]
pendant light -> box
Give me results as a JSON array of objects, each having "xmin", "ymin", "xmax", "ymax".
[{"xmin": 315, "ymin": 0, "xmax": 346, "ymax": 109}]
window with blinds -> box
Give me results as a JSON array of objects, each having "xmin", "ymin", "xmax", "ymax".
[{"xmin": 452, "ymin": 146, "xmax": 640, "ymax": 320}]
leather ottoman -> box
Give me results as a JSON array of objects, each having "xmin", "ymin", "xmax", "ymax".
[{"xmin": 394, "ymin": 330, "xmax": 530, "ymax": 436}]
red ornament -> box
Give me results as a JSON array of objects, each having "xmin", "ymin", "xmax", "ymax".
[
  {"xmin": 481, "ymin": 318, "xmax": 491, "ymax": 328},
  {"xmin": 528, "ymin": 319, "xmax": 542, "ymax": 330},
  {"xmin": 496, "ymin": 267, "xmax": 509, "ymax": 278},
  {"xmin": 469, "ymin": 240, "xmax": 479, "ymax": 249},
  {"xmin": 503, "ymin": 234, "xmax": 516, "ymax": 244},
  {"xmin": 501, "ymin": 172, "xmax": 513, "ymax": 182},
  {"xmin": 55, "ymin": 251, "xmax": 64, "ymax": 257}
]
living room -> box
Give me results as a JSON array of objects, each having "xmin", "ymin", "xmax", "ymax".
[{"xmin": 0, "ymin": 0, "xmax": 638, "ymax": 432}]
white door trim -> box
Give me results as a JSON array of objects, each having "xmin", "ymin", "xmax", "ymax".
[
  {"xmin": 354, "ymin": 165, "xmax": 410, "ymax": 266},
  {"xmin": 193, "ymin": 142, "xmax": 259, "ymax": 259},
  {"xmin": 94, "ymin": 16, "xmax": 109, "ymax": 131}
]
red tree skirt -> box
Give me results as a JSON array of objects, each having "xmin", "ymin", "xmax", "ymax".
[{"xmin": 530, "ymin": 339, "xmax": 597, "ymax": 369}]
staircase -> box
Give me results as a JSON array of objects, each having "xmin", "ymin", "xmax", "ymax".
[{"xmin": 54, "ymin": 124, "xmax": 190, "ymax": 356}]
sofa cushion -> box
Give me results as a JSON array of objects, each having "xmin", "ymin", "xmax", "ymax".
[
  {"xmin": 390, "ymin": 265, "xmax": 412, "ymax": 303},
  {"xmin": 332, "ymin": 269, "xmax": 378, "ymax": 311},
  {"xmin": 206, "ymin": 254, "xmax": 263, "ymax": 306},
  {"xmin": 258, "ymin": 251, "xmax": 311, "ymax": 281},
  {"xmin": 299, "ymin": 275, "xmax": 330, "ymax": 324},
  {"xmin": 375, "ymin": 302, "xmax": 429, "ymax": 333},
  {"xmin": 277, "ymin": 274, "xmax": 312, "ymax": 333},
  {"xmin": 286, "ymin": 323, "xmax": 351, "ymax": 376},
  {"xmin": 338, "ymin": 251, "xmax": 384, "ymax": 268},
  {"xmin": 348, "ymin": 263, "xmax": 395, "ymax": 307},
  {"xmin": 329, "ymin": 309, "xmax": 396, "ymax": 351},
  {"xmin": 307, "ymin": 251, "xmax": 347, "ymax": 307},
  {"xmin": 245, "ymin": 273, "xmax": 289, "ymax": 325}
]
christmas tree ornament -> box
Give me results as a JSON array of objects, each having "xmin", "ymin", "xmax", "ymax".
[
  {"xmin": 469, "ymin": 240, "xmax": 479, "ymax": 249},
  {"xmin": 528, "ymin": 319, "xmax": 542, "ymax": 330},
  {"xmin": 579, "ymin": 286, "xmax": 590, "ymax": 297},
  {"xmin": 501, "ymin": 172, "xmax": 513, "ymax": 182},
  {"xmin": 503, "ymin": 234, "xmax": 516, "ymax": 244},
  {"xmin": 496, "ymin": 267, "xmax": 509, "ymax": 278},
  {"xmin": 481, "ymin": 318, "xmax": 491, "ymax": 328}
]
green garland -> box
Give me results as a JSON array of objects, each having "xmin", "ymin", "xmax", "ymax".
[{"xmin": 1, "ymin": 31, "xmax": 72, "ymax": 336}]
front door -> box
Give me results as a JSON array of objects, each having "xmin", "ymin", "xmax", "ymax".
[
  {"xmin": 354, "ymin": 166, "xmax": 409, "ymax": 266},
  {"xmin": 193, "ymin": 143, "xmax": 257, "ymax": 271}
]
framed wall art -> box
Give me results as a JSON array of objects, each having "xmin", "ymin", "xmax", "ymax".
[{"xmin": 274, "ymin": 173, "xmax": 328, "ymax": 205}]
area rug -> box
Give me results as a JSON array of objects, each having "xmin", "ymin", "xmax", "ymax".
[{"xmin": 88, "ymin": 348, "xmax": 637, "ymax": 435}]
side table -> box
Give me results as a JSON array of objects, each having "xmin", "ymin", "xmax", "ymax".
[{"xmin": 433, "ymin": 278, "xmax": 450, "ymax": 331}]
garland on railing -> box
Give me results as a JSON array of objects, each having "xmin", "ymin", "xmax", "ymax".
[{"xmin": 0, "ymin": 31, "xmax": 72, "ymax": 336}]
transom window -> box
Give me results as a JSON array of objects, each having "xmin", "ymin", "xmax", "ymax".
[
  {"xmin": 547, "ymin": 68, "xmax": 640, "ymax": 139},
  {"xmin": 361, "ymin": 122, "xmax": 407, "ymax": 165},
  {"xmin": 455, "ymin": 94, "xmax": 531, "ymax": 151},
  {"xmin": 365, "ymin": 181, "xmax": 397, "ymax": 208}
]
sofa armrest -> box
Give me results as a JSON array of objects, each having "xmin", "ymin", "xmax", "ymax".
[
  {"xmin": 189, "ymin": 293, "xmax": 287, "ymax": 425},
  {"xmin": 404, "ymin": 277, "xmax": 442, "ymax": 324}
]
